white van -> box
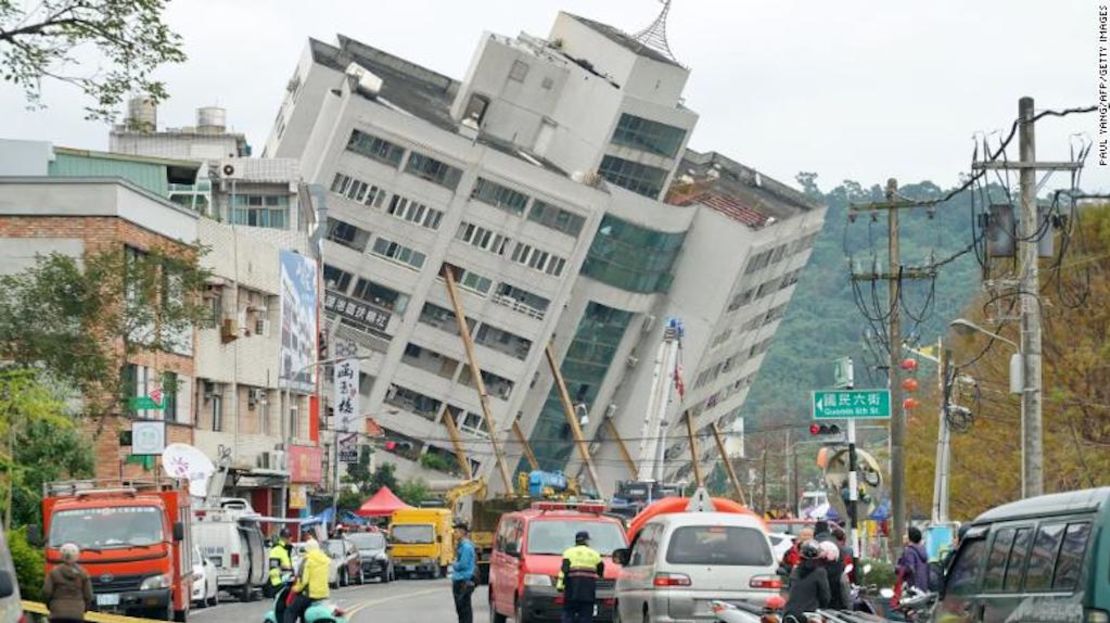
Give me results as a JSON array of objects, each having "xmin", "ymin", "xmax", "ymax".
[
  {"xmin": 612, "ymin": 512, "xmax": 779, "ymax": 622},
  {"xmin": 0, "ymin": 531, "xmax": 23, "ymax": 623},
  {"xmin": 192, "ymin": 507, "xmax": 267, "ymax": 601}
]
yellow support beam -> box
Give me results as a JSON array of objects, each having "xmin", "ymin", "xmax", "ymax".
[
  {"xmin": 513, "ymin": 420, "xmax": 539, "ymax": 471},
  {"xmin": 441, "ymin": 408, "xmax": 475, "ymax": 480}
]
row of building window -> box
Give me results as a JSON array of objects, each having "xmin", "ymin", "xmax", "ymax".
[
  {"xmin": 331, "ymin": 172, "xmax": 444, "ymax": 232},
  {"xmin": 598, "ymin": 155, "xmax": 668, "ymax": 199},
  {"xmin": 386, "ymin": 193, "xmax": 444, "ymax": 230},
  {"xmin": 331, "ymin": 172, "xmax": 388, "ymax": 208},
  {"xmin": 744, "ymin": 232, "xmax": 817, "ymax": 276},
  {"xmin": 230, "ymin": 194, "xmax": 289, "ymax": 229},
  {"xmin": 471, "ymin": 178, "xmax": 587, "ymax": 237},
  {"xmin": 324, "ymin": 264, "xmax": 409, "ymax": 314},
  {"xmin": 371, "ymin": 237, "xmax": 426, "ymax": 270},
  {"xmin": 454, "ymin": 221, "xmax": 567, "ymax": 277},
  {"xmin": 610, "ymin": 113, "xmax": 687, "ymax": 159},
  {"xmin": 726, "ymin": 267, "xmax": 804, "ymax": 313},
  {"xmin": 346, "ymin": 130, "xmax": 589, "ymax": 238},
  {"xmin": 582, "ymin": 214, "xmax": 684, "ymax": 294}
]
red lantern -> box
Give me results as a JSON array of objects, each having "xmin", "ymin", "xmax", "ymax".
[
  {"xmin": 900, "ymin": 358, "xmax": 918, "ymax": 371},
  {"xmin": 903, "ymin": 397, "xmax": 920, "ymax": 410},
  {"xmin": 901, "ymin": 378, "xmax": 919, "ymax": 392}
]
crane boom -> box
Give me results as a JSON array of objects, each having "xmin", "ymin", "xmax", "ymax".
[{"xmin": 637, "ymin": 319, "xmax": 683, "ymax": 481}]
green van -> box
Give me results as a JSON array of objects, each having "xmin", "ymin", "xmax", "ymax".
[{"xmin": 935, "ymin": 488, "xmax": 1110, "ymax": 623}]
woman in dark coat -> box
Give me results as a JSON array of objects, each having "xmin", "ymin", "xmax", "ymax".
[
  {"xmin": 43, "ymin": 543, "xmax": 93, "ymax": 623},
  {"xmin": 783, "ymin": 540, "xmax": 831, "ymax": 623}
]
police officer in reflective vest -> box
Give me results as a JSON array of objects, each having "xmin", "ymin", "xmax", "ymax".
[
  {"xmin": 556, "ymin": 531, "xmax": 604, "ymax": 623},
  {"xmin": 267, "ymin": 528, "xmax": 293, "ymax": 597}
]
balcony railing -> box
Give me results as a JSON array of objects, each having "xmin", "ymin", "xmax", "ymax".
[{"xmin": 490, "ymin": 293, "xmax": 546, "ymax": 321}]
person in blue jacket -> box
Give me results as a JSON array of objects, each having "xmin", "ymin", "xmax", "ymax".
[{"xmin": 450, "ymin": 521, "xmax": 477, "ymax": 623}]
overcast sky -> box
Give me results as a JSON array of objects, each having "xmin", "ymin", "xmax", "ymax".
[{"xmin": 1, "ymin": 0, "xmax": 1104, "ymax": 193}]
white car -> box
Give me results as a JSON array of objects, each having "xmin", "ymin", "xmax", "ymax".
[
  {"xmin": 768, "ymin": 533, "xmax": 795, "ymax": 564},
  {"xmin": 292, "ymin": 542, "xmax": 341, "ymax": 588},
  {"xmin": 191, "ymin": 546, "xmax": 219, "ymax": 608},
  {"xmin": 613, "ymin": 511, "xmax": 780, "ymax": 622}
]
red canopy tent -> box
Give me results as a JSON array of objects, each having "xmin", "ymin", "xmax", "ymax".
[{"xmin": 356, "ymin": 486, "xmax": 412, "ymax": 517}]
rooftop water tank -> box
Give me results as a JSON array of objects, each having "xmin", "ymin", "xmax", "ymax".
[
  {"xmin": 197, "ymin": 106, "xmax": 226, "ymax": 133},
  {"xmin": 127, "ymin": 96, "xmax": 157, "ymax": 132}
]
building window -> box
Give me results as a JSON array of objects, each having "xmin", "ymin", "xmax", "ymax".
[
  {"xmin": 597, "ymin": 155, "xmax": 667, "ymax": 199},
  {"xmin": 456, "ymin": 222, "xmax": 510, "ymax": 255},
  {"xmin": 454, "ymin": 267, "xmax": 493, "ymax": 296},
  {"xmin": 351, "ymin": 278, "xmax": 409, "ymax": 313},
  {"xmin": 385, "ymin": 384, "xmax": 442, "ymax": 420},
  {"xmin": 493, "ymin": 283, "xmax": 550, "ymax": 318},
  {"xmin": 162, "ymin": 371, "xmax": 178, "ymax": 423},
  {"xmin": 527, "ymin": 200, "xmax": 585, "ymax": 237},
  {"xmin": 405, "ymin": 151, "xmax": 463, "ymax": 190},
  {"xmin": 346, "ymin": 129, "xmax": 405, "ymax": 168},
  {"xmin": 541, "ymin": 76, "xmax": 554, "ymax": 90},
  {"xmin": 521, "ymin": 302, "xmax": 632, "ymax": 471},
  {"xmin": 230, "ymin": 194, "xmax": 289, "ymax": 229},
  {"xmin": 508, "ymin": 60, "xmax": 529, "ymax": 82},
  {"xmin": 462, "ymin": 94, "xmax": 490, "ymax": 125},
  {"xmin": 323, "ymin": 264, "xmax": 354, "ymax": 293},
  {"xmin": 510, "ymin": 243, "xmax": 566, "ymax": 276},
  {"xmin": 386, "ymin": 194, "xmax": 443, "ymax": 230},
  {"xmin": 330, "ymin": 172, "xmax": 387, "ymax": 208},
  {"xmin": 325, "ymin": 217, "xmax": 371, "ymax": 252},
  {"xmin": 610, "ymin": 113, "xmax": 687, "ymax": 158},
  {"xmin": 371, "ymin": 237, "xmax": 426, "ymax": 270},
  {"xmin": 470, "ymin": 177, "xmax": 529, "ymax": 215},
  {"xmin": 582, "ymin": 214, "xmax": 684, "ymax": 293},
  {"xmin": 211, "ymin": 392, "xmax": 223, "ymax": 432}
]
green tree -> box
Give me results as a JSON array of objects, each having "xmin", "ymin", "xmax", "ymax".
[
  {"xmin": 394, "ymin": 478, "xmax": 429, "ymax": 507},
  {"xmin": 0, "ymin": 247, "xmax": 211, "ymax": 419},
  {"xmin": 0, "ymin": 370, "xmax": 93, "ymax": 530},
  {"xmin": 0, "ymin": 0, "xmax": 186, "ymax": 120}
]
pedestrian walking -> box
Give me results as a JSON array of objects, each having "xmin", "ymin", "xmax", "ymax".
[
  {"xmin": 284, "ymin": 538, "xmax": 329, "ymax": 623},
  {"xmin": 783, "ymin": 540, "xmax": 830, "ymax": 623},
  {"xmin": 896, "ymin": 527, "xmax": 930, "ymax": 593},
  {"xmin": 450, "ymin": 521, "xmax": 476, "ymax": 623},
  {"xmin": 556, "ymin": 531, "xmax": 604, "ymax": 623},
  {"xmin": 43, "ymin": 543, "xmax": 93, "ymax": 623}
]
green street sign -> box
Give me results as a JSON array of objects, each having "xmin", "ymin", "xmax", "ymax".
[
  {"xmin": 812, "ymin": 389, "xmax": 891, "ymax": 420},
  {"xmin": 128, "ymin": 396, "xmax": 164, "ymax": 410}
]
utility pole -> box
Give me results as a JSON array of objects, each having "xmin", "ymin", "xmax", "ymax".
[
  {"xmin": 970, "ymin": 96, "xmax": 1082, "ymax": 497},
  {"xmin": 1017, "ymin": 97, "xmax": 1044, "ymax": 497},
  {"xmin": 760, "ymin": 448, "xmax": 769, "ymax": 513},
  {"xmin": 929, "ymin": 341, "xmax": 952, "ymax": 524},
  {"xmin": 850, "ymin": 179, "xmax": 935, "ymax": 556}
]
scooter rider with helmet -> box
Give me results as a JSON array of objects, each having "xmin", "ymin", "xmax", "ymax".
[{"xmin": 268, "ymin": 529, "xmax": 294, "ymax": 598}]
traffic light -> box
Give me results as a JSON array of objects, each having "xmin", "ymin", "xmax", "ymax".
[{"xmin": 810, "ymin": 423, "xmax": 841, "ymax": 436}]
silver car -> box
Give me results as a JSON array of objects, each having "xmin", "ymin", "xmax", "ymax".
[{"xmin": 613, "ymin": 511, "xmax": 780, "ymax": 622}]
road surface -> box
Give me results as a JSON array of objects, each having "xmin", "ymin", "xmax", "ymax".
[{"xmin": 191, "ymin": 579, "xmax": 490, "ymax": 623}]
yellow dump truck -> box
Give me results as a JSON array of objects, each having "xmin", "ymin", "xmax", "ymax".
[{"xmin": 389, "ymin": 507, "xmax": 454, "ymax": 578}]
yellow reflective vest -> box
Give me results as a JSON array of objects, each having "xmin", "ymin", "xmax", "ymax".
[
  {"xmin": 293, "ymin": 548, "xmax": 331, "ymax": 599},
  {"xmin": 269, "ymin": 541, "xmax": 292, "ymax": 586},
  {"xmin": 556, "ymin": 544, "xmax": 604, "ymax": 603}
]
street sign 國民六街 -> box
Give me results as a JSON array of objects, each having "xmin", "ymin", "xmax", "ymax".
[{"xmin": 811, "ymin": 389, "xmax": 891, "ymax": 420}]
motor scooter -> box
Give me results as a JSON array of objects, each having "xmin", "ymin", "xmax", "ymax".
[{"xmin": 263, "ymin": 575, "xmax": 349, "ymax": 623}]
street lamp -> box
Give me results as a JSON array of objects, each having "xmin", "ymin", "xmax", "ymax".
[
  {"xmin": 949, "ymin": 318, "xmax": 1019, "ymax": 350},
  {"xmin": 948, "ymin": 318, "xmax": 1029, "ymax": 497}
]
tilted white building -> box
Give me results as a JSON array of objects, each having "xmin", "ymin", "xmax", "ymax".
[{"xmin": 262, "ymin": 10, "xmax": 825, "ymax": 494}]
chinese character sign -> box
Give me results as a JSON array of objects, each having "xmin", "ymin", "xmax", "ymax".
[
  {"xmin": 333, "ymin": 358, "xmax": 361, "ymax": 434},
  {"xmin": 288, "ymin": 445, "xmax": 323, "ymax": 484}
]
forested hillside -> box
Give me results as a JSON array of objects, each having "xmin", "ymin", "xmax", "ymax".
[{"xmin": 741, "ymin": 175, "xmax": 985, "ymax": 430}]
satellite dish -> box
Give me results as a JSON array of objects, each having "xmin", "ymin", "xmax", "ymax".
[{"xmin": 162, "ymin": 444, "xmax": 216, "ymax": 498}]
